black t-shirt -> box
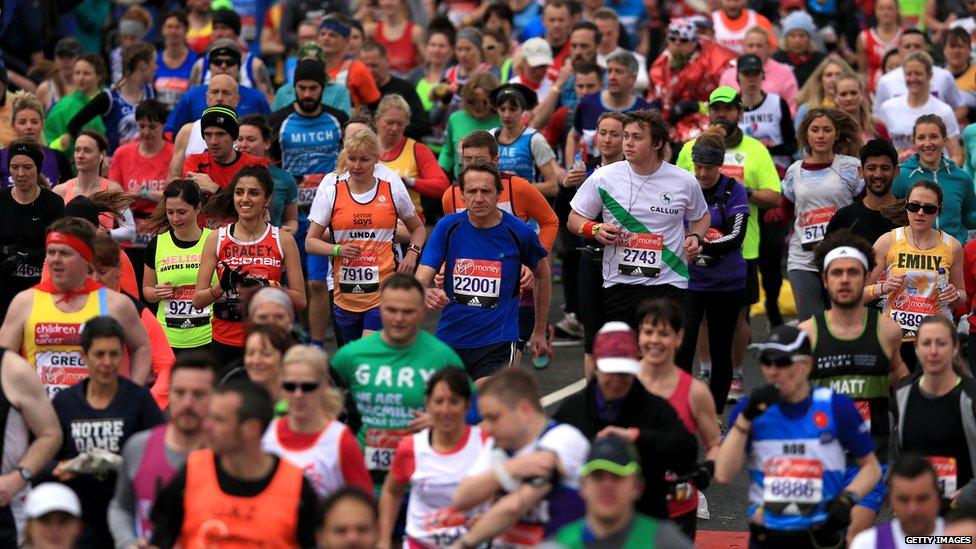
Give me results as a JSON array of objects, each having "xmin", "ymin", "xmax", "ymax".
[
  {"xmin": 825, "ymin": 200, "xmax": 897, "ymax": 246},
  {"xmin": 144, "ymin": 230, "xmax": 204, "ymax": 269},
  {"xmin": 51, "ymin": 378, "xmax": 165, "ymax": 548},
  {"xmin": 150, "ymin": 455, "xmax": 319, "ymax": 548},
  {"xmin": 902, "ymin": 382, "xmax": 973, "ymax": 497},
  {"xmin": 0, "ymin": 187, "xmax": 64, "ymax": 305}
]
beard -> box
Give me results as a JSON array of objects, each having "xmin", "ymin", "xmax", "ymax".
[
  {"xmin": 866, "ymin": 179, "xmax": 892, "ymax": 197},
  {"xmin": 298, "ymin": 98, "xmax": 320, "ymax": 113}
]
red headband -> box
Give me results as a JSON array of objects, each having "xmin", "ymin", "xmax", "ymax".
[{"xmin": 46, "ymin": 232, "xmax": 93, "ymax": 262}]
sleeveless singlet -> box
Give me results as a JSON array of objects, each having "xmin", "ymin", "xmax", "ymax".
[
  {"xmin": 664, "ymin": 369, "xmax": 699, "ymax": 519},
  {"xmin": 882, "ymin": 227, "xmax": 954, "ymax": 340},
  {"xmin": 380, "ymin": 137, "xmax": 424, "ymax": 218},
  {"xmin": 22, "ymin": 287, "xmax": 109, "ymax": 397},
  {"xmin": 132, "ymin": 425, "xmax": 177, "ymax": 541},
  {"xmin": 104, "ymin": 84, "xmax": 155, "ymax": 153},
  {"xmin": 261, "ymin": 418, "xmax": 348, "ymax": 498},
  {"xmin": 712, "ymin": 10, "xmax": 759, "ymax": 53},
  {"xmin": 811, "ymin": 309, "xmax": 891, "ymax": 463},
  {"xmin": 62, "ymin": 179, "xmax": 115, "ymax": 231},
  {"xmin": 155, "ymin": 50, "xmax": 198, "ymax": 109},
  {"xmin": 375, "ymin": 20, "xmax": 418, "ymax": 75},
  {"xmin": 864, "ymin": 27, "xmax": 902, "ymax": 93},
  {"xmin": 153, "ymin": 229, "xmax": 213, "ymax": 348},
  {"xmin": 178, "ymin": 449, "xmax": 302, "ymax": 548},
  {"xmin": 200, "ymin": 52, "xmax": 258, "ymax": 90},
  {"xmin": 212, "ymin": 223, "xmax": 284, "ymax": 346},
  {"xmin": 329, "ymin": 178, "xmax": 399, "ymax": 313},
  {"xmin": 185, "ymin": 120, "xmax": 206, "ymax": 157},
  {"xmin": 491, "ymin": 127, "xmax": 541, "ymax": 182}
]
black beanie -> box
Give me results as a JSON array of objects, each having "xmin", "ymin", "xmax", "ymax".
[
  {"xmin": 200, "ymin": 106, "xmax": 239, "ymax": 140},
  {"xmin": 212, "ymin": 9, "xmax": 242, "ymax": 37},
  {"xmin": 7, "ymin": 142, "xmax": 44, "ymax": 172},
  {"xmin": 294, "ymin": 59, "xmax": 326, "ymax": 87}
]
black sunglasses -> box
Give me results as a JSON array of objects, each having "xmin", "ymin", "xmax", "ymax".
[
  {"xmin": 211, "ymin": 58, "xmax": 238, "ymax": 68},
  {"xmin": 668, "ymin": 36, "xmax": 691, "ymax": 44},
  {"xmin": 906, "ymin": 202, "xmax": 939, "ymax": 215},
  {"xmin": 282, "ymin": 381, "xmax": 321, "ymax": 393}
]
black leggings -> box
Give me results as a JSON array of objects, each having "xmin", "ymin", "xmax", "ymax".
[
  {"xmin": 676, "ymin": 288, "xmax": 744, "ymax": 414},
  {"xmin": 758, "ymin": 214, "xmax": 787, "ymax": 327}
]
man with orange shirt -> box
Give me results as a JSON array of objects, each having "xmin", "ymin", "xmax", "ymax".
[
  {"xmin": 711, "ymin": 0, "xmax": 776, "ymax": 54},
  {"xmin": 318, "ymin": 14, "xmax": 381, "ymax": 108},
  {"xmin": 182, "ymin": 106, "xmax": 268, "ymax": 193},
  {"xmin": 443, "ymin": 131, "xmax": 559, "ymax": 361}
]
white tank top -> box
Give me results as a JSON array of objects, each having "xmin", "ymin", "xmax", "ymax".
[
  {"xmin": 186, "ymin": 119, "xmax": 206, "ymax": 157},
  {"xmin": 712, "ymin": 11, "xmax": 758, "ymax": 54},
  {"xmin": 262, "ymin": 418, "xmax": 348, "ymax": 498},
  {"xmin": 740, "ymin": 93, "xmax": 789, "ymax": 168},
  {"xmin": 405, "ymin": 426, "xmax": 487, "ymax": 547}
]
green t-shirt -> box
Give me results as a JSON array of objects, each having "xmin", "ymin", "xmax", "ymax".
[
  {"xmin": 330, "ymin": 330, "xmax": 466, "ymax": 471},
  {"xmin": 438, "ymin": 110, "xmax": 502, "ymax": 177},
  {"xmin": 44, "ymin": 89, "xmax": 106, "ymax": 161},
  {"xmin": 677, "ymin": 134, "xmax": 781, "ymax": 260},
  {"xmin": 552, "ymin": 514, "xmax": 692, "ymax": 549}
]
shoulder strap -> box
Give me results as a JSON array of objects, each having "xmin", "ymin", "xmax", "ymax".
[
  {"xmin": 97, "ymin": 287, "xmax": 109, "ymax": 314},
  {"xmin": 875, "ymin": 521, "xmax": 896, "ymax": 549}
]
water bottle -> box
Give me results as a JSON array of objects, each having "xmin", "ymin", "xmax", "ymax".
[
  {"xmin": 532, "ymin": 326, "xmax": 553, "ymax": 370},
  {"xmin": 937, "ymin": 268, "xmax": 949, "ymax": 315},
  {"xmin": 572, "ymin": 152, "xmax": 585, "ymax": 172}
]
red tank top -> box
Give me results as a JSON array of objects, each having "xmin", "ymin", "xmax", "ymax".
[
  {"xmin": 665, "ymin": 368, "xmax": 699, "ymax": 518},
  {"xmin": 864, "ymin": 27, "xmax": 902, "ymax": 93},
  {"xmin": 212, "ymin": 223, "xmax": 284, "ymax": 346},
  {"xmin": 667, "ymin": 369, "xmax": 697, "ymax": 435},
  {"xmin": 375, "ymin": 20, "xmax": 418, "ymax": 75},
  {"xmin": 62, "ymin": 178, "xmax": 115, "ymax": 230}
]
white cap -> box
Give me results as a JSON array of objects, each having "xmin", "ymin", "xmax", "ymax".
[
  {"xmin": 520, "ymin": 38, "xmax": 554, "ymax": 67},
  {"xmin": 593, "ymin": 321, "xmax": 641, "ymax": 375},
  {"xmin": 25, "ymin": 483, "xmax": 81, "ymax": 519}
]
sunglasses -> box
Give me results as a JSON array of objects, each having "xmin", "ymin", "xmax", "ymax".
[
  {"xmin": 906, "ymin": 202, "xmax": 939, "ymax": 215},
  {"xmin": 668, "ymin": 36, "xmax": 692, "ymax": 44},
  {"xmin": 759, "ymin": 354, "xmax": 808, "ymax": 368},
  {"xmin": 483, "ymin": 44, "xmax": 498, "ymax": 51},
  {"xmin": 211, "ymin": 58, "xmax": 238, "ymax": 68},
  {"xmin": 282, "ymin": 381, "xmax": 320, "ymax": 393}
]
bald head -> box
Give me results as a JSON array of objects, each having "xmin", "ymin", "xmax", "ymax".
[{"xmin": 206, "ymin": 74, "xmax": 240, "ymax": 109}]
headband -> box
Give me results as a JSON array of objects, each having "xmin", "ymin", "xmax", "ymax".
[
  {"xmin": 248, "ymin": 287, "xmax": 296, "ymax": 319},
  {"xmin": 822, "ymin": 246, "xmax": 869, "ymax": 272},
  {"xmin": 691, "ymin": 144, "xmax": 725, "ymax": 166},
  {"xmin": 119, "ymin": 20, "xmax": 148, "ymax": 39},
  {"xmin": 46, "ymin": 231, "xmax": 93, "ymax": 262},
  {"xmin": 457, "ymin": 28, "xmax": 483, "ymax": 50},
  {"xmin": 8, "ymin": 143, "xmax": 44, "ymax": 172},
  {"xmin": 320, "ymin": 19, "xmax": 351, "ymax": 38}
]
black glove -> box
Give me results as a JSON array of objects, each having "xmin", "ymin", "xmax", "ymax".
[
  {"xmin": 219, "ymin": 263, "xmax": 247, "ymax": 292},
  {"xmin": 670, "ymin": 100, "xmax": 700, "ymax": 122},
  {"xmin": 742, "ymin": 384, "xmax": 781, "ymax": 421},
  {"xmin": 239, "ymin": 275, "xmax": 268, "ymax": 289},
  {"xmin": 818, "ymin": 491, "xmax": 855, "ymax": 536},
  {"xmin": 693, "ymin": 460, "xmax": 715, "ymax": 491}
]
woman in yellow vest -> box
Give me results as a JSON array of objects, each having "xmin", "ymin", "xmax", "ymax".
[
  {"xmin": 141, "ymin": 179, "xmax": 214, "ymax": 355},
  {"xmin": 867, "ymin": 180, "xmax": 966, "ymax": 371},
  {"xmin": 376, "ymin": 95, "xmax": 451, "ymax": 225},
  {"xmin": 306, "ymin": 128, "xmax": 427, "ymax": 343}
]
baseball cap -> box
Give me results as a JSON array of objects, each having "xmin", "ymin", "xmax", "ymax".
[
  {"xmin": 736, "ymin": 54, "xmax": 764, "ymax": 74},
  {"xmin": 25, "ymin": 483, "xmax": 81, "ymax": 519},
  {"xmin": 579, "ymin": 436, "xmax": 642, "ymax": 477},
  {"xmin": 758, "ymin": 325, "xmax": 812, "ymax": 364},
  {"xmin": 521, "ymin": 37, "xmax": 554, "ymax": 67},
  {"xmin": 709, "ymin": 85, "xmax": 741, "ymax": 106},
  {"xmin": 592, "ymin": 322, "xmax": 640, "ymax": 375},
  {"xmin": 54, "ymin": 37, "xmax": 83, "ymax": 59}
]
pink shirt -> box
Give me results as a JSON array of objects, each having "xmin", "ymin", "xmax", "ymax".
[{"xmin": 719, "ymin": 57, "xmax": 799, "ymax": 116}]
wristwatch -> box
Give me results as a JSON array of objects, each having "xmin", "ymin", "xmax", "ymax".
[
  {"xmin": 17, "ymin": 466, "xmax": 31, "ymax": 483},
  {"xmin": 688, "ymin": 233, "xmax": 703, "ymax": 247},
  {"xmin": 407, "ymin": 244, "xmax": 422, "ymax": 256}
]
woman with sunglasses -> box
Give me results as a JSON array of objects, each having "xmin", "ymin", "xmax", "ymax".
[
  {"xmin": 892, "ymin": 115, "xmax": 976, "ymax": 246},
  {"xmin": 715, "ymin": 324, "xmax": 881, "ymax": 548},
  {"xmin": 490, "ymin": 83, "xmax": 559, "ymax": 198},
  {"xmin": 262, "ymin": 345, "xmax": 373, "ymax": 497},
  {"xmin": 867, "ymin": 180, "xmax": 965, "ymax": 372},
  {"xmin": 438, "ymin": 72, "xmax": 500, "ymax": 179},
  {"xmin": 778, "ymin": 108, "xmax": 863, "ymax": 321},
  {"xmin": 636, "ymin": 299, "xmax": 721, "ymax": 539},
  {"xmin": 378, "ymin": 367, "xmax": 486, "ymax": 549},
  {"xmin": 891, "ymin": 315, "xmax": 976, "ymax": 508},
  {"xmin": 482, "ymin": 28, "xmax": 513, "ymax": 84}
]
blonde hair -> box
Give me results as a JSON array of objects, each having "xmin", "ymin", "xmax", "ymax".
[
  {"xmin": 334, "ymin": 127, "xmax": 379, "ymax": 174},
  {"xmin": 902, "ymin": 51, "xmax": 934, "ymax": 75},
  {"xmin": 835, "ymin": 73, "xmax": 877, "ymax": 139},
  {"xmin": 795, "ymin": 57, "xmax": 856, "ymax": 110},
  {"xmin": 10, "ymin": 91, "xmax": 44, "ymax": 125},
  {"xmin": 745, "ymin": 25, "xmax": 771, "ymax": 45},
  {"xmin": 281, "ymin": 345, "xmax": 344, "ymax": 417},
  {"xmin": 375, "ymin": 94, "xmax": 411, "ymax": 121}
]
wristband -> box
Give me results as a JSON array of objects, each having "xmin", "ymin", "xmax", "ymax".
[
  {"xmin": 333, "ymin": 244, "xmax": 341, "ymax": 256},
  {"xmin": 141, "ymin": 187, "xmax": 149, "ymax": 199},
  {"xmin": 408, "ymin": 243, "xmax": 422, "ymax": 255},
  {"xmin": 688, "ymin": 233, "xmax": 703, "ymax": 247},
  {"xmin": 492, "ymin": 449, "xmax": 520, "ymax": 492}
]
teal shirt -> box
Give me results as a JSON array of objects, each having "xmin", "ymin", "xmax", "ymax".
[
  {"xmin": 272, "ymin": 83, "xmax": 352, "ymax": 114},
  {"xmin": 268, "ymin": 165, "xmax": 298, "ymax": 227},
  {"xmin": 963, "ymin": 124, "xmax": 976, "ymax": 178},
  {"xmin": 438, "ymin": 110, "xmax": 501, "ymax": 177},
  {"xmin": 892, "ymin": 153, "xmax": 976, "ymax": 244}
]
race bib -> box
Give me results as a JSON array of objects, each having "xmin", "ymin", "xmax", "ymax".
[
  {"xmin": 453, "ymin": 259, "xmax": 502, "ymax": 308},
  {"xmin": 618, "ymin": 232, "xmax": 663, "ymax": 277},
  {"xmin": 762, "ymin": 457, "xmax": 824, "ymax": 516},
  {"xmin": 889, "ymin": 271, "xmax": 938, "ymax": 337},
  {"xmin": 364, "ymin": 428, "xmax": 409, "ymax": 471},
  {"xmin": 338, "ymin": 256, "xmax": 380, "ymax": 294},
  {"xmin": 720, "ymin": 151, "xmax": 746, "ymax": 181},
  {"xmin": 421, "ymin": 507, "xmax": 468, "ymax": 547},
  {"xmin": 798, "ymin": 206, "xmax": 837, "ymax": 250},
  {"xmin": 494, "ymin": 522, "xmax": 544, "ymax": 549},
  {"xmin": 163, "ymin": 286, "xmax": 211, "ymax": 328},
  {"xmin": 854, "ymin": 400, "xmax": 872, "ymax": 431},
  {"xmin": 13, "ymin": 261, "xmax": 41, "ymax": 278},
  {"xmin": 35, "ymin": 351, "xmax": 88, "ymax": 398},
  {"xmin": 132, "ymin": 217, "xmax": 156, "ymax": 249},
  {"xmin": 926, "ymin": 456, "xmax": 958, "ymax": 499},
  {"xmin": 299, "ymin": 174, "xmax": 325, "ymax": 208}
]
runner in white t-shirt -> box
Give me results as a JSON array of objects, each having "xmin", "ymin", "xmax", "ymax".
[
  {"xmin": 568, "ymin": 109, "xmax": 710, "ymax": 328},
  {"xmin": 878, "ymin": 96, "xmax": 961, "ymax": 154}
]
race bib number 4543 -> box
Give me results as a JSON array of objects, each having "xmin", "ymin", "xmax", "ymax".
[{"xmin": 453, "ymin": 259, "xmax": 502, "ymax": 308}]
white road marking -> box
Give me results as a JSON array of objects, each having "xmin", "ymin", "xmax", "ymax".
[{"xmin": 540, "ymin": 378, "xmax": 587, "ymax": 407}]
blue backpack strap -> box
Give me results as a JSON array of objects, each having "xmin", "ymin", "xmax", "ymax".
[
  {"xmin": 97, "ymin": 287, "xmax": 108, "ymax": 314},
  {"xmin": 874, "ymin": 521, "xmax": 896, "ymax": 549}
]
